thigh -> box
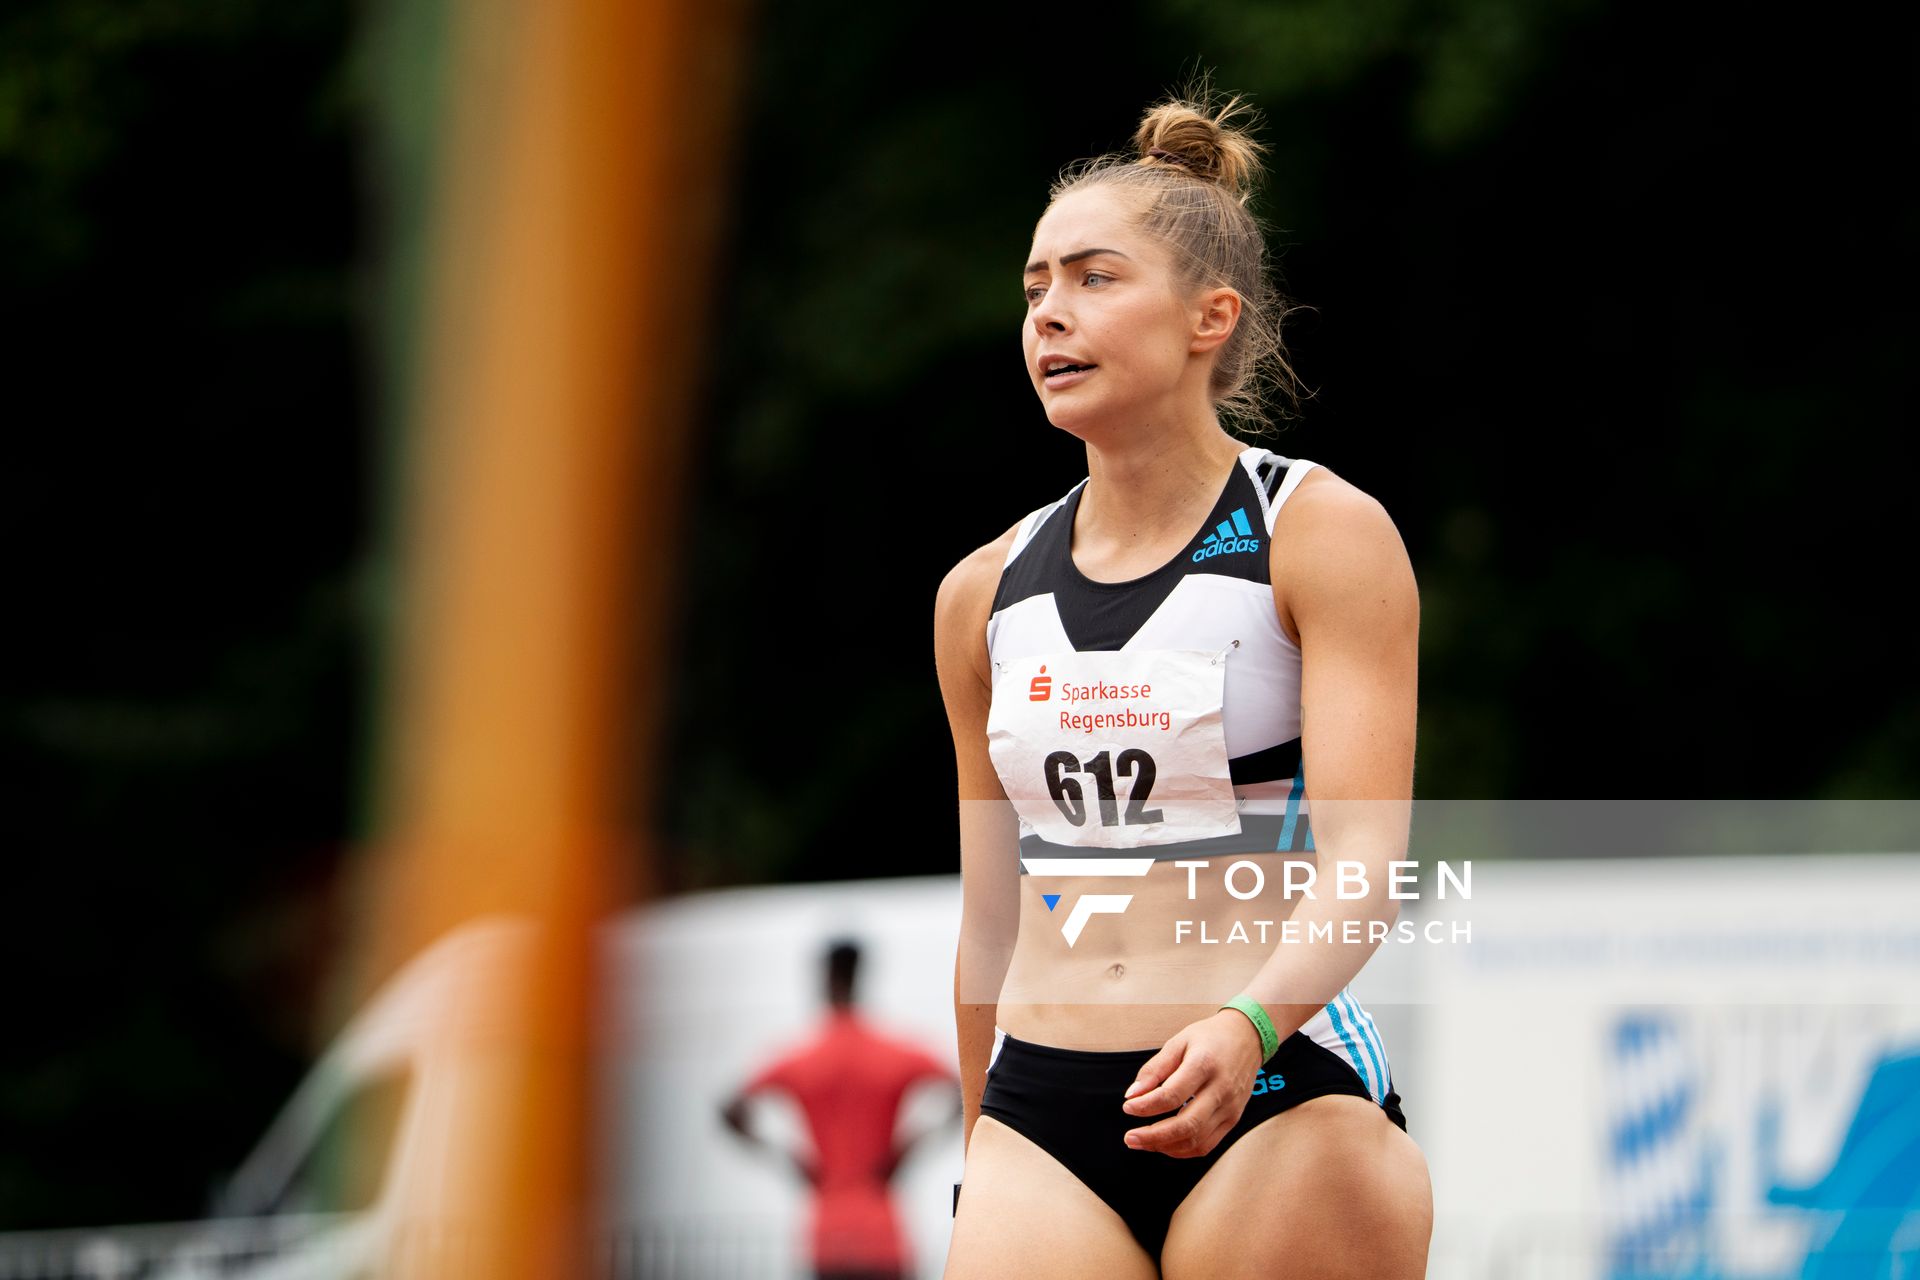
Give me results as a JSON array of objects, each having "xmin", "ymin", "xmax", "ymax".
[
  {"xmin": 1160, "ymin": 1095, "xmax": 1433, "ymax": 1280},
  {"xmin": 944, "ymin": 1116, "xmax": 1159, "ymax": 1280}
]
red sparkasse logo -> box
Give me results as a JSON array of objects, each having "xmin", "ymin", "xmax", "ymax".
[{"xmin": 1029, "ymin": 664, "xmax": 1052, "ymax": 701}]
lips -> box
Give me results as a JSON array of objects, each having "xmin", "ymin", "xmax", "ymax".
[
  {"xmin": 1043, "ymin": 365, "xmax": 1096, "ymax": 389},
  {"xmin": 1040, "ymin": 356, "xmax": 1099, "ymax": 386}
]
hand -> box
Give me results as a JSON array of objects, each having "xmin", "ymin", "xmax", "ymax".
[{"xmin": 1119, "ymin": 1009, "xmax": 1267, "ymax": 1158}]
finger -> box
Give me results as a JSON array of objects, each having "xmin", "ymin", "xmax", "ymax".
[
  {"xmin": 1122, "ymin": 1044, "xmax": 1215, "ymax": 1116},
  {"xmin": 1168, "ymin": 1104, "xmax": 1243, "ymax": 1159},
  {"xmin": 1129, "ymin": 1072, "xmax": 1249, "ymax": 1156},
  {"xmin": 1122, "ymin": 1037, "xmax": 1185, "ymax": 1106},
  {"xmin": 1188, "ymin": 1105, "xmax": 1243, "ymax": 1159},
  {"xmin": 1195, "ymin": 1129, "xmax": 1232, "ymax": 1158},
  {"xmin": 1125, "ymin": 1097, "xmax": 1215, "ymax": 1155}
]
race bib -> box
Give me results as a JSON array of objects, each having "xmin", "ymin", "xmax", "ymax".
[{"xmin": 985, "ymin": 644, "xmax": 1242, "ymax": 849}]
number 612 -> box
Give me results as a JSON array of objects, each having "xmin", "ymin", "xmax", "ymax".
[{"xmin": 1042, "ymin": 749, "xmax": 1164, "ymax": 827}]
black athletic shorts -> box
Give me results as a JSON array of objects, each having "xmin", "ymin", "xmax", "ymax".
[{"xmin": 955, "ymin": 1029, "xmax": 1407, "ymax": 1262}]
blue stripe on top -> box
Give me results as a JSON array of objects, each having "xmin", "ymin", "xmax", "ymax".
[{"xmin": 1277, "ymin": 756, "xmax": 1306, "ymax": 851}]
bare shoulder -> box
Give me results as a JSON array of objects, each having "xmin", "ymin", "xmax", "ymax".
[
  {"xmin": 934, "ymin": 518, "xmax": 1023, "ymax": 693},
  {"xmin": 1269, "ymin": 465, "xmax": 1419, "ymax": 647},
  {"xmin": 1275, "ymin": 464, "xmax": 1404, "ymax": 548}
]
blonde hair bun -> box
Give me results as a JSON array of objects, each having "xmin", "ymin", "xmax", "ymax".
[{"xmin": 1132, "ymin": 87, "xmax": 1269, "ymax": 203}]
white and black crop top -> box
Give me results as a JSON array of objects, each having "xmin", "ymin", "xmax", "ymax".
[{"xmin": 983, "ymin": 446, "xmax": 1319, "ymax": 871}]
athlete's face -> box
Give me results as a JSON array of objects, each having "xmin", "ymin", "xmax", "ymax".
[{"xmin": 1022, "ymin": 187, "xmax": 1230, "ymax": 436}]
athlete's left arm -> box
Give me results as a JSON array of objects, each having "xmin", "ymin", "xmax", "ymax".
[
  {"xmin": 1247, "ymin": 470, "xmax": 1419, "ymax": 1026},
  {"xmin": 1119, "ymin": 473, "xmax": 1419, "ymax": 1156}
]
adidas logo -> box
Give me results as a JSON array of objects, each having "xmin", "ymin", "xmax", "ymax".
[
  {"xmin": 1191, "ymin": 507, "xmax": 1261, "ymax": 562},
  {"xmin": 1249, "ymin": 1071, "xmax": 1287, "ymax": 1097}
]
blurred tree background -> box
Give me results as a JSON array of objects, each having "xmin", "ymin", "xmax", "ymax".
[
  {"xmin": 670, "ymin": 0, "xmax": 1918, "ymax": 887},
  {"xmin": 0, "ymin": 0, "xmax": 1911, "ymax": 1232}
]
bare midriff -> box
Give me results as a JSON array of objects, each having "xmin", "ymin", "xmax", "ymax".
[{"xmin": 994, "ymin": 849, "xmax": 1318, "ymax": 1050}]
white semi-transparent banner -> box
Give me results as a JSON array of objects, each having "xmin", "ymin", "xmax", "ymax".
[{"xmin": 949, "ymin": 799, "xmax": 1920, "ymax": 1007}]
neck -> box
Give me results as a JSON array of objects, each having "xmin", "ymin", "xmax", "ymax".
[{"xmin": 1078, "ymin": 415, "xmax": 1246, "ymax": 551}]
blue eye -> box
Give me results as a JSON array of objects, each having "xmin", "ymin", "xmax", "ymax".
[{"xmin": 1025, "ymin": 271, "xmax": 1109, "ymax": 304}]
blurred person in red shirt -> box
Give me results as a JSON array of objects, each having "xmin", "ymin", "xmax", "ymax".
[{"xmin": 721, "ymin": 938, "xmax": 961, "ymax": 1280}]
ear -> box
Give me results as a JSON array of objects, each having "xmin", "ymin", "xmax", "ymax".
[{"xmin": 1189, "ymin": 286, "xmax": 1242, "ymax": 355}]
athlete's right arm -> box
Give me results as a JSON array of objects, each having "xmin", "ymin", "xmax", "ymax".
[{"xmin": 933, "ymin": 529, "xmax": 1022, "ymax": 1153}]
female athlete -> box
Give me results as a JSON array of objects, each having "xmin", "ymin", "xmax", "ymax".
[{"xmin": 933, "ymin": 83, "xmax": 1433, "ymax": 1279}]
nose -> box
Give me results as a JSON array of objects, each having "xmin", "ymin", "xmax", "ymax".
[{"xmin": 1030, "ymin": 288, "xmax": 1069, "ymax": 336}]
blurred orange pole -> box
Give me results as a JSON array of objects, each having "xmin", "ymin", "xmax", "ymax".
[{"xmin": 348, "ymin": 0, "xmax": 751, "ymax": 1271}]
